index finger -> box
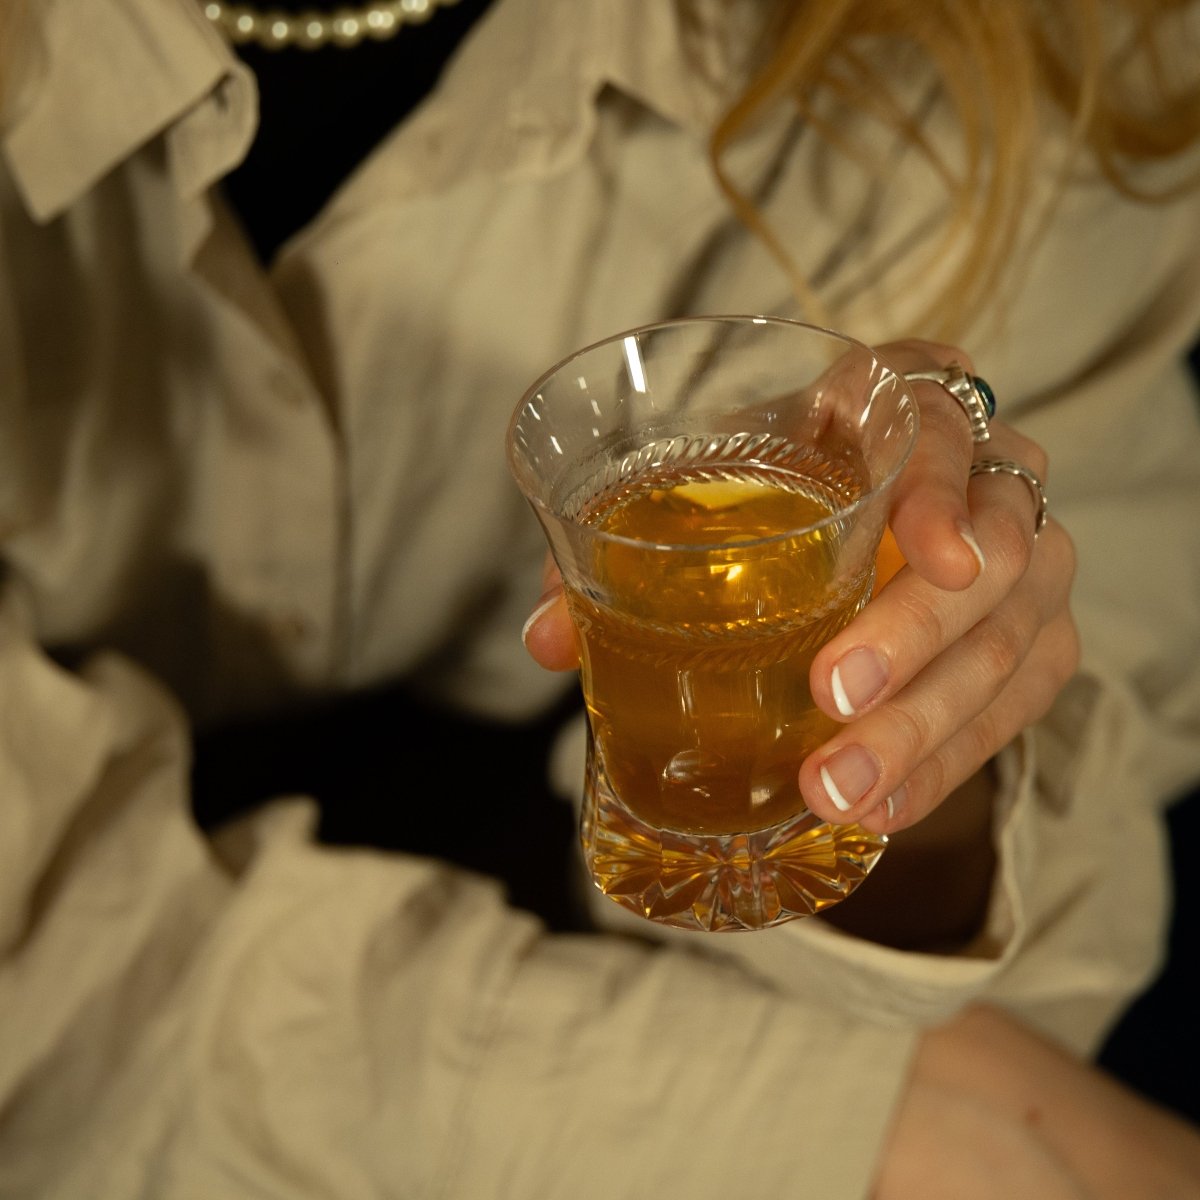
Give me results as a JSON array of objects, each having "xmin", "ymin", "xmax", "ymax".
[
  {"xmin": 521, "ymin": 558, "xmax": 580, "ymax": 671},
  {"xmin": 877, "ymin": 339, "xmax": 987, "ymax": 592}
]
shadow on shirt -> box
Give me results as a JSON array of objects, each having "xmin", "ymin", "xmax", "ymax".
[{"xmin": 190, "ymin": 680, "xmax": 592, "ymax": 934}]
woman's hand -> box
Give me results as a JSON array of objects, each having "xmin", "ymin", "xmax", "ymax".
[
  {"xmin": 798, "ymin": 338, "xmax": 1080, "ymax": 834},
  {"xmin": 521, "ymin": 337, "xmax": 1081, "ymax": 836}
]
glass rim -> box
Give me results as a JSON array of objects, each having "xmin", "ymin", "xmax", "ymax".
[{"xmin": 507, "ymin": 313, "xmax": 920, "ymax": 552}]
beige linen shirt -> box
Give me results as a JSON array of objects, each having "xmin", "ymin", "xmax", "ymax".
[{"xmin": 3, "ymin": 1, "xmax": 1200, "ymax": 1197}]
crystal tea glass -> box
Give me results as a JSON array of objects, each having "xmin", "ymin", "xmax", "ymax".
[{"xmin": 507, "ymin": 316, "xmax": 918, "ymax": 932}]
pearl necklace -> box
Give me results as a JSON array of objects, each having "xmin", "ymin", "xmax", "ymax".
[{"xmin": 202, "ymin": 0, "xmax": 463, "ymax": 50}]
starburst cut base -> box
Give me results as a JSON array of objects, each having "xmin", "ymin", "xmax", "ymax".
[{"xmin": 582, "ymin": 760, "xmax": 887, "ymax": 933}]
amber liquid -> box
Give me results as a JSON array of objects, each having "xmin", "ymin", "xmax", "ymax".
[{"xmin": 570, "ymin": 455, "xmax": 873, "ymax": 838}]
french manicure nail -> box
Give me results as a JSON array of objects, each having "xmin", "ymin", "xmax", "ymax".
[
  {"xmin": 884, "ymin": 783, "xmax": 908, "ymax": 822},
  {"xmin": 958, "ymin": 520, "xmax": 986, "ymax": 575},
  {"xmin": 818, "ymin": 745, "xmax": 882, "ymax": 812},
  {"xmin": 521, "ymin": 592, "xmax": 560, "ymax": 647},
  {"xmin": 830, "ymin": 647, "xmax": 888, "ymax": 716}
]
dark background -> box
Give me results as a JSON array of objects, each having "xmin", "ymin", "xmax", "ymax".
[
  {"xmin": 1099, "ymin": 781, "xmax": 1200, "ymax": 1124},
  {"xmin": 1096, "ymin": 337, "xmax": 1200, "ymax": 1124}
]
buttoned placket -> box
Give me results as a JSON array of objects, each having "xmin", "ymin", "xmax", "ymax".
[{"xmin": 166, "ymin": 59, "xmax": 350, "ymax": 701}]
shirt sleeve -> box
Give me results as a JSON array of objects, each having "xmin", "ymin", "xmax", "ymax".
[
  {"xmin": 577, "ymin": 345, "xmax": 1200, "ymax": 1067},
  {"xmin": 0, "ymin": 585, "xmax": 919, "ymax": 1200}
]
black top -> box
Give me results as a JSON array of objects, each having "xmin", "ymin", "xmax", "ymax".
[{"xmin": 221, "ymin": 0, "xmax": 497, "ymax": 264}]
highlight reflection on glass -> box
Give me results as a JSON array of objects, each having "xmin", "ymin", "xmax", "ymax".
[{"xmin": 507, "ymin": 317, "xmax": 918, "ymax": 932}]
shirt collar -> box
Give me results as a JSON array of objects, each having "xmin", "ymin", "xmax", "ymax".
[
  {"xmin": 597, "ymin": 0, "xmax": 763, "ymax": 137},
  {"xmin": 468, "ymin": 0, "xmax": 757, "ymax": 163},
  {"xmin": 1, "ymin": 0, "xmax": 758, "ymax": 225},
  {"xmin": 298, "ymin": 0, "xmax": 757, "ymax": 223},
  {"xmin": 1, "ymin": 0, "xmax": 253, "ymax": 223}
]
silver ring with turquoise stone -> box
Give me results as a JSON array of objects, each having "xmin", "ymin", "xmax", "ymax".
[{"xmin": 904, "ymin": 362, "xmax": 996, "ymax": 443}]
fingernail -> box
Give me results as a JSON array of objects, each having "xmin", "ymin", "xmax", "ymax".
[
  {"xmin": 818, "ymin": 745, "xmax": 882, "ymax": 812},
  {"xmin": 958, "ymin": 520, "xmax": 986, "ymax": 576},
  {"xmin": 521, "ymin": 592, "xmax": 560, "ymax": 648},
  {"xmin": 884, "ymin": 783, "xmax": 908, "ymax": 822},
  {"xmin": 830, "ymin": 647, "xmax": 888, "ymax": 716}
]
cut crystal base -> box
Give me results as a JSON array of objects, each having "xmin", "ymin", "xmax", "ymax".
[{"xmin": 581, "ymin": 758, "xmax": 887, "ymax": 933}]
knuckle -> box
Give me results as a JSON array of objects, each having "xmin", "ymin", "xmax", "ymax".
[
  {"xmin": 907, "ymin": 755, "xmax": 947, "ymax": 815},
  {"xmin": 973, "ymin": 615, "xmax": 1026, "ymax": 684},
  {"xmin": 1050, "ymin": 615, "xmax": 1083, "ymax": 685},
  {"xmin": 885, "ymin": 701, "xmax": 934, "ymax": 761},
  {"xmin": 1041, "ymin": 519, "xmax": 1078, "ymax": 592},
  {"xmin": 1018, "ymin": 625, "xmax": 1080, "ymax": 724},
  {"xmin": 916, "ymin": 391, "xmax": 971, "ymax": 449},
  {"xmin": 1004, "ymin": 428, "xmax": 1049, "ymax": 479},
  {"xmin": 925, "ymin": 748, "xmax": 957, "ymax": 803},
  {"xmin": 986, "ymin": 504, "xmax": 1035, "ymax": 577},
  {"xmin": 966, "ymin": 708, "xmax": 1002, "ymax": 763},
  {"xmin": 891, "ymin": 586, "xmax": 953, "ymax": 655}
]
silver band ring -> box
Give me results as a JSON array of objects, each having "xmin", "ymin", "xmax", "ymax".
[
  {"xmin": 904, "ymin": 363, "xmax": 995, "ymax": 444},
  {"xmin": 969, "ymin": 458, "xmax": 1048, "ymax": 537}
]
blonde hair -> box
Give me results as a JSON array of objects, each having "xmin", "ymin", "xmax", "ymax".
[
  {"xmin": 3, "ymin": 0, "xmax": 1197, "ymax": 341},
  {"xmin": 708, "ymin": 0, "xmax": 1200, "ymax": 339}
]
